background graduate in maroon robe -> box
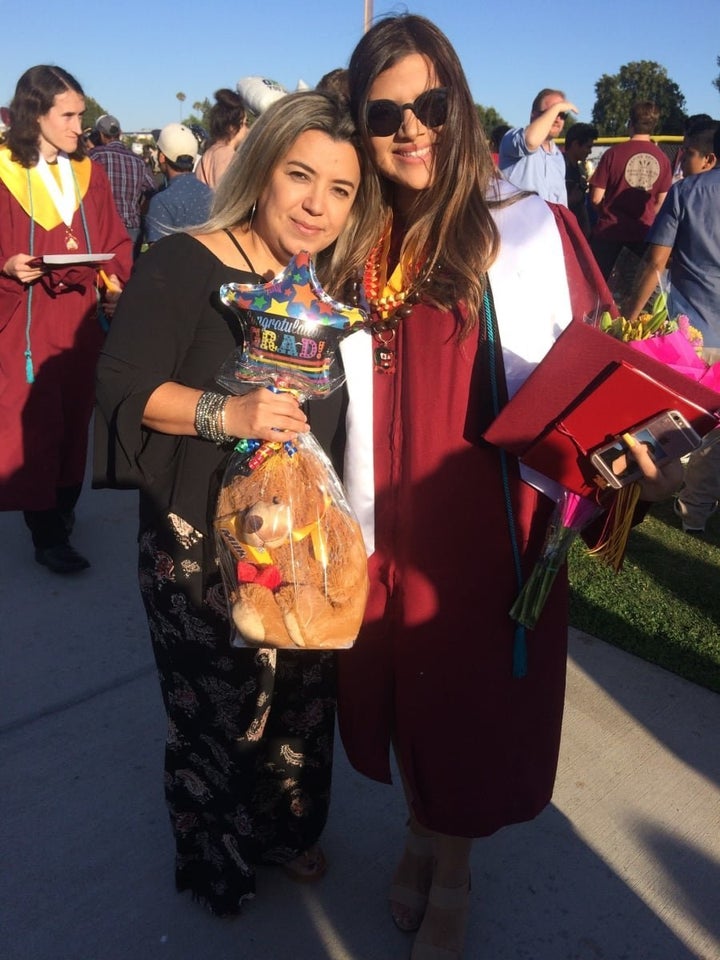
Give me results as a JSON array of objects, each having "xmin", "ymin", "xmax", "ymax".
[{"xmin": 0, "ymin": 65, "xmax": 132, "ymax": 573}]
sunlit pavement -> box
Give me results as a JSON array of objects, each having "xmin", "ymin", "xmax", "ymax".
[{"xmin": 2, "ymin": 476, "xmax": 719, "ymax": 960}]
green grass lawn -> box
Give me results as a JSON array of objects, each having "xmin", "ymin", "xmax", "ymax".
[{"xmin": 568, "ymin": 497, "xmax": 720, "ymax": 693}]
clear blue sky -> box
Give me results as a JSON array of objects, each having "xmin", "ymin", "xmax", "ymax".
[{"xmin": 2, "ymin": 0, "xmax": 718, "ymax": 132}]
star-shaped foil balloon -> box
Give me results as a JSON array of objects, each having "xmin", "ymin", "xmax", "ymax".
[{"xmin": 219, "ymin": 251, "xmax": 367, "ymax": 399}]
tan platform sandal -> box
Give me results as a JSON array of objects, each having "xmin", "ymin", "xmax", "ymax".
[
  {"xmin": 389, "ymin": 830, "xmax": 435, "ymax": 932},
  {"xmin": 410, "ymin": 876, "xmax": 471, "ymax": 959}
]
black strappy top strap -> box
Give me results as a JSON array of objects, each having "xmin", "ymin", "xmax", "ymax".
[{"xmin": 223, "ymin": 229, "xmax": 257, "ymax": 274}]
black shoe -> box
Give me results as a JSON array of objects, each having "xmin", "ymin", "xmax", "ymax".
[
  {"xmin": 35, "ymin": 543, "xmax": 90, "ymax": 574},
  {"xmin": 60, "ymin": 509, "xmax": 76, "ymax": 537}
]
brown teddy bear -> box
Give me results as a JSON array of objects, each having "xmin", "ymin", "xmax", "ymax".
[{"xmin": 214, "ymin": 435, "xmax": 369, "ymax": 649}]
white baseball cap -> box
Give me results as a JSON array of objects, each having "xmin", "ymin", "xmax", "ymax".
[
  {"xmin": 236, "ymin": 76, "xmax": 289, "ymax": 115},
  {"xmin": 156, "ymin": 123, "xmax": 198, "ymax": 163}
]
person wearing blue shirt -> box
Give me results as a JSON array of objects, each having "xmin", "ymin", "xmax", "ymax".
[
  {"xmin": 625, "ymin": 128, "xmax": 720, "ymax": 348},
  {"xmin": 498, "ymin": 88, "xmax": 577, "ymax": 205},
  {"xmin": 145, "ymin": 123, "xmax": 212, "ymax": 243},
  {"xmin": 625, "ymin": 121, "xmax": 720, "ymax": 534}
]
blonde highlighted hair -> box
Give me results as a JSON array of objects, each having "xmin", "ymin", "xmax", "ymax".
[{"xmin": 199, "ymin": 90, "xmax": 382, "ymax": 297}]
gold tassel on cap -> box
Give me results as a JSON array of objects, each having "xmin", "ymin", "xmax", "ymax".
[{"xmin": 587, "ymin": 482, "xmax": 642, "ymax": 572}]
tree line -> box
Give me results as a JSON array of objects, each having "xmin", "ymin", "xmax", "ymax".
[
  {"xmin": 81, "ymin": 56, "xmax": 719, "ymax": 140},
  {"xmin": 477, "ymin": 58, "xmax": 719, "ymax": 137}
]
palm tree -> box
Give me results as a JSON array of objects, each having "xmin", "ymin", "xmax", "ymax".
[{"xmin": 176, "ymin": 91, "xmax": 186, "ymax": 122}]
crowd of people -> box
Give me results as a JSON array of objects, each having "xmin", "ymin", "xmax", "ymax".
[
  {"xmin": 499, "ymin": 92, "xmax": 720, "ymax": 539},
  {"xmin": 1, "ymin": 16, "xmax": 718, "ymax": 959}
]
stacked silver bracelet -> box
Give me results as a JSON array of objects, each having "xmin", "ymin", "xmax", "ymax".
[{"xmin": 194, "ymin": 391, "xmax": 234, "ymax": 445}]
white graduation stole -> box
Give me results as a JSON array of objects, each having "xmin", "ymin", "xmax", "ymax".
[{"xmin": 342, "ymin": 179, "xmax": 574, "ymax": 554}]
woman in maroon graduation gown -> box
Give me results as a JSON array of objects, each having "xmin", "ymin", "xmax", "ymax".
[
  {"xmin": 0, "ymin": 65, "xmax": 131, "ymax": 573},
  {"xmin": 335, "ymin": 15, "xmax": 681, "ymax": 959}
]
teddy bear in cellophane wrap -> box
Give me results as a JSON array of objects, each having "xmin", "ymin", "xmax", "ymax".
[{"xmin": 213, "ymin": 251, "xmax": 369, "ymax": 649}]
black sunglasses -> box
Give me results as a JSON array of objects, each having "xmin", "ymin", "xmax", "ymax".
[
  {"xmin": 556, "ymin": 112, "xmax": 568, "ymax": 121},
  {"xmin": 365, "ymin": 88, "xmax": 448, "ymax": 137}
]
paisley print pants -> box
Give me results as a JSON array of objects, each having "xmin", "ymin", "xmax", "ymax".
[{"xmin": 138, "ymin": 515, "xmax": 336, "ymax": 916}]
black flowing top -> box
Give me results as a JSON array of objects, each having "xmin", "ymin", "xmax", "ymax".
[{"xmin": 94, "ymin": 232, "xmax": 257, "ymax": 535}]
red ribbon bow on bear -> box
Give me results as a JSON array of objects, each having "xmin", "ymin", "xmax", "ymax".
[{"xmin": 236, "ymin": 560, "xmax": 283, "ymax": 591}]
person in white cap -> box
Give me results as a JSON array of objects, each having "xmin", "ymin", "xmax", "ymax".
[
  {"xmin": 144, "ymin": 123, "xmax": 212, "ymax": 243},
  {"xmin": 236, "ymin": 75, "xmax": 289, "ymax": 115}
]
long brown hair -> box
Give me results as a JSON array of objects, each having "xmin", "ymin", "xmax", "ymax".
[
  {"xmin": 348, "ymin": 14, "xmax": 500, "ymax": 328},
  {"xmin": 6, "ymin": 65, "xmax": 85, "ymax": 167}
]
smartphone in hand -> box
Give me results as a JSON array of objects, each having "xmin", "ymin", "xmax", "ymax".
[{"xmin": 590, "ymin": 410, "xmax": 702, "ymax": 489}]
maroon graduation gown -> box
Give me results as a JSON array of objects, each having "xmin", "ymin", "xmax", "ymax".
[{"xmin": 337, "ymin": 204, "xmax": 613, "ymax": 837}]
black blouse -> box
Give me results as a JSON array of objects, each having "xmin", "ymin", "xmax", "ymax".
[{"xmin": 94, "ymin": 232, "xmax": 258, "ymax": 535}]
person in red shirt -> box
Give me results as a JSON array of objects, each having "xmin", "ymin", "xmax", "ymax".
[{"xmin": 589, "ymin": 100, "xmax": 672, "ymax": 278}]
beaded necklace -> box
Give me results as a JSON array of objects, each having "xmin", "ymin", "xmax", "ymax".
[{"xmin": 362, "ymin": 221, "xmax": 424, "ymax": 374}]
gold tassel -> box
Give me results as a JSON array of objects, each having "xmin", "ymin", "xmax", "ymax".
[{"xmin": 587, "ymin": 482, "xmax": 642, "ymax": 572}]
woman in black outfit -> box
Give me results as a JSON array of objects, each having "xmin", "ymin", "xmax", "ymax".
[{"xmin": 95, "ymin": 90, "xmax": 380, "ymax": 916}]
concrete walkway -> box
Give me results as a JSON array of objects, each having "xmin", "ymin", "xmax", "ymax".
[{"xmin": 1, "ymin": 481, "xmax": 719, "ymax": 960}]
